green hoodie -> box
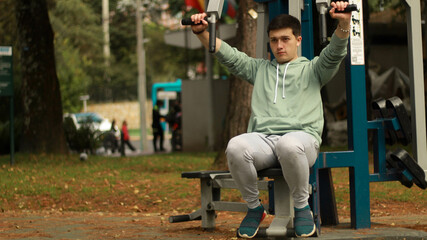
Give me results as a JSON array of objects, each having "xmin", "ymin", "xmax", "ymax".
[{"xmin": 215, "ymin": 33, "xmax": 348, "ymax": 144}]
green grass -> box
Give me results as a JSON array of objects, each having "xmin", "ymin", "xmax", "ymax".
[
  {"xmin": 0, "ymin": 152, "xmax": 215, "ymax": 212},
  {"xmin": 129, "ymin": 128, "xmax": 158, "ymax": 137},
  {"xmin": 128, "ymin": 128, "xmax": 144, "ymax": 137},
  {"xmin": 0, "ymin": 151, "xmax": 425, "ymax": 216}
]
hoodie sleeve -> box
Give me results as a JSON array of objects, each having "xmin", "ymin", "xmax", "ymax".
[
  {"xmin": 214, "ymin": 41, "xmax": 263, "ymax": 84},
  {"xmin": 312, "ymin": 33, "xmax": 348, "ymax": 86}
]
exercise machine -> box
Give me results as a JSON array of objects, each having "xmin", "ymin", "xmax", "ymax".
[{"xmin": 174, "ymin": 0, "xmax": 427, "ymax": 236}]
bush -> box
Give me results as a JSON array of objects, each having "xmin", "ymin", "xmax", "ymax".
[{"xmin": 63, "ymin": 116, "xmax": 102, "ymax": 154}]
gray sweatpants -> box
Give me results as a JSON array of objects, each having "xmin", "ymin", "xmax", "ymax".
[{"xmin": 226, "ymin": 131, "xmax": 319, "ymax": 209}]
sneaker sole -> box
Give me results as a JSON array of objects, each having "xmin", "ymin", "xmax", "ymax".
[{"xmin": 238, "ymin": 211, "xmax": 267, "ymax": 239}]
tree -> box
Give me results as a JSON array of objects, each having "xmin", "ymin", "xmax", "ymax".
[
  {"xmin": 213, "ymin": 0, "xmax": 257, "ymax": 169},
  {"xmin": 49, "ymin": 0, "xmax": 104, "ymax": 113},
  {"xmin": 15, "ymin": 0, "xmax": 68, "ymax": 154}
]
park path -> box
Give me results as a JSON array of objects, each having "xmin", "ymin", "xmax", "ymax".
[{"xmin": 1, "ymin": 210, "xmax": 426, "ymax": 239}]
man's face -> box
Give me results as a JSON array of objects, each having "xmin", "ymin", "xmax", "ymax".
[{"xmin": 269, "ymin": 28, "xmax": 302, "ymax": 64}]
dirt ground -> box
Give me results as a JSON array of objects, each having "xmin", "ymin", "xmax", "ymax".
[
  {"xmin": 1, "ymin": 178, "xmax": 426, "ymax": 239},
  {"xmin": 1, "ymin": 152, "xmax": 426, "ymax": 239},
  {"xmin": 1, "ymin": 201, "xmax": 426, "ymax": 240}
]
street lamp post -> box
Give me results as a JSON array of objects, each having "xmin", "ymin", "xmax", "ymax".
[{"xmin": 136, "ymin": 0, "xmax": 148, "ymax": 151}]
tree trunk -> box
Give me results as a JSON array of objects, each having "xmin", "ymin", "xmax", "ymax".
[
  {"xmin": 213, "ymin": 0, "xmax": 257, "ymax": 169},
  {"xmin": 15, "ymin": 0, "xmax": 68, "ymax": 154}
]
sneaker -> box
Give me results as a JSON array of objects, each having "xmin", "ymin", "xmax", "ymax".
[
  {"xmin": 238, "ymin": 205, "xmax": 267, "ymax": 238},
  {"xmin": 294, "ymin": 205, "xmax": 316, "ymax": 237}
]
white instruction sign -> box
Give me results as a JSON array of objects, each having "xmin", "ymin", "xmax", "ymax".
[
  {"xmin": 350, "ymin": 0, "xmax": 365, "ymax": 65},
  {"xmin": 0, "ymin": 46, "xmax": 12, "ymax": 56}
]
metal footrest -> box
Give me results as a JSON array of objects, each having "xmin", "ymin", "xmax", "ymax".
[
  {"xmin": 387, "ymin": 149, "xmax": 427, "ymax": 189},
  {"xmin": 169, "ymin": 209, "xmax": 203, "ymax": 223},
  {"xmin": 386, "ymin": 97, "xmax": 412, "ymax": 145},
  {"xmin": 372, "ymin": 98, "xmax": 398, "ymax": 145},
  {"xmin": 372, "ymin": 97, "xmax": 412, "ymax": 145}
]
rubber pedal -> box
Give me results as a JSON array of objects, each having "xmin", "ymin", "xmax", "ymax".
[
  {"xmin": 386, "ymin": 97, "xmax": 412, "ymax": 145},
  {"xmin": 390, "ymin": 149, "xmax": 427, "ymax": 190},
  {"xmin": 386, "ymin": 151, "xmax": 414, "ymax": 188},
  {"xmin": 372, "ymin": 98, "xmax": 398, "ymax": 145}
]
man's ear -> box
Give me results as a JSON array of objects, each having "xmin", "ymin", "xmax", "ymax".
[{"xmin": 296, "ymin": 36, "xmax": 302, "ymax": 47}]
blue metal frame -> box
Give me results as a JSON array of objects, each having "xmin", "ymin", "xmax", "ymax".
[
  {"xmin": 301, "ymin": 0, "xmax": 314, "ymax": 59},
  {"xmin": 253, "ymin": 0, "xmax": 408, "ymax": 230},
  {"xmin": 253, "ymin": 0, "xmax": 372, "ymax": 229},
  {"xmin": 368, "ymin": 119, "xmax": 402, "ymax": 182}
]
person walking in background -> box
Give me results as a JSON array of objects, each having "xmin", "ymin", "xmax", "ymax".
[
  {"xmin": 152, "ymin": 100, "xmax": 165, "ymax": 152},
  {"xmin": 110, "ymin": 119, "xmax": 120, "ymax": 153},
  {"xmin": 103, "ymin": 119, "xmax": 121, "ymax": 154},
  {"xmin": 120, "ymin": 120, "xmax": 135, "ymax": 156},
  {"xmin": 166, "ymin": 100, "xmax": 182, "ymax": 151}
]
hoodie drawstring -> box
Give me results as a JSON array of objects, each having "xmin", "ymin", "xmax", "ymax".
[{"xmin": 274, "ymin": 62, "xmax": 290, "ymax": 104}]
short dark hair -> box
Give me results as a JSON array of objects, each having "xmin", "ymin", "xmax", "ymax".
[{"xmin": 267, "ymin": 14, "xmax": 301, "ymax": 37}]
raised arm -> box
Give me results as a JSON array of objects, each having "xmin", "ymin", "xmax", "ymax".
[
  {"xmin": 190, "ymin": 13, "xmax": 222, "ymax": 53},
  {"xmin": 329, "ymin": 1, "xmax": 352, "ymax": 39}
]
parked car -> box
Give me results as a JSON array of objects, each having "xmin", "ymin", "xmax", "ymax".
[{"xmin": 64, "ymin": 112, "xmax": 112, "ymax": 132}]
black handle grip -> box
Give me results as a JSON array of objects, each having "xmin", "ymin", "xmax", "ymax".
[
  {"xmin": 181, "ymin": 17, "xmax": 208, "ymax": 26},
  {"xmin": 182, "ymin": 15, "xmax": 216, "ymax": 53},
  {"xmin": 209, "ymin": 22, "xmax": 216, "ymax": 53},
  {"xmin": 169, "ymin": 215, "xmax": 191, "ymax": 223},
  {"xmin": 328, "ymin": 4, "xmax": 358, "ymax": 13}
]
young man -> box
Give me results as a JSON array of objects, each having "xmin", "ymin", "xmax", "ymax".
[
  {"xmin": 152, "ymin": 101, "xmax": 165, "ymax": 152},
  {"xmin": 190, "ymin": 1, "xmax": 351, "ymax": 238}
]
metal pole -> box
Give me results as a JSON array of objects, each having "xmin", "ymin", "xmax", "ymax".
[
  {"xmin": 10, "ymin": 47, "xmax": 14, "ymax": 165},
  {"xmin": 102, "ymin": 0, "xmax": 110, "ymax": 67},
  {"xmin": 102, "ymin": 0, "xmax": 112, "ymax": 100},
  {"xmin": 289, "ymin": 0, "xmax": 304, "ymax": 57},
  {"xmin": 10, "ymin": 96, "xmax": 14, "ymax": 166},
  {"xmin": 404, "ymin": 0, "xmax": 427, "ymax": 176},
  {"xmin": 256, "ymin": 3, "xmax": 269, "ymax": 59},
  {"xmin": 205, "ymin": 0, "xmax": 215, "ymax": 150},
  {"xmin": 205, "ymin": 50, "xmax": 215, "ymax": 151},
  {"xmin": 136, "ymin": 0, "xmax": 148, "ymax": 151}
]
